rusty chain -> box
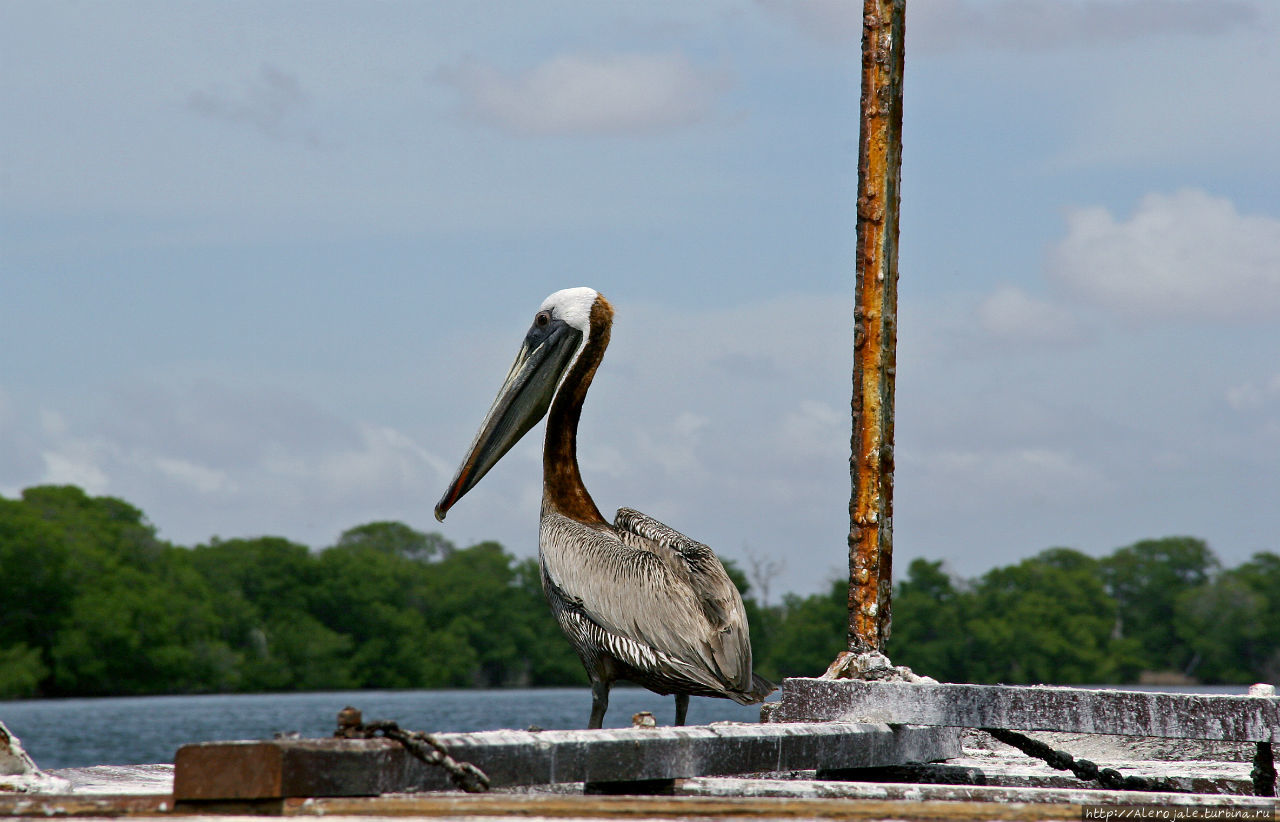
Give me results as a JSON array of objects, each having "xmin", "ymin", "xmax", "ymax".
[
  {"xmin": 984, "ymin": 727, "xmax": 1188, "ymax": 794},
  {"xmin": 335, "ymin": 707, "xmax": 490, "ymax": 793},
  {"xmin": 987, "ymin": 728, "xmax": 1277, "ymax": 797}
]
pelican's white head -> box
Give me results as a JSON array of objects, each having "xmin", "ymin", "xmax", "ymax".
[{"xmin": 540, "ymin": 287, "xmax": 599, "ymax": 336}]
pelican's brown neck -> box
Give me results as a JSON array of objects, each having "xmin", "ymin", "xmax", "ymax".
[{"xmin": 543, "ymin": 295, "xmax": 613, "ymax": 524}]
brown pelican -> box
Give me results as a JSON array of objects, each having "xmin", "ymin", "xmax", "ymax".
[{"xmin": 435, "ymin": 287, "xmax": 774, "ymax": 728}]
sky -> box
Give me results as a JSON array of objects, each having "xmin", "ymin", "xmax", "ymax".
[{"xmin": 2, "ymin": 0, "xmax": 1279, "ymax": 600}]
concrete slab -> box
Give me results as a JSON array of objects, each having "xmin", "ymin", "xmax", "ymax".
[
  {"xmin": 965, "ymin": 728, "xmax": 1256, "ymax": 763},
  {"xmin": 47, "ymin": 763, "xmax": 174, "ymax": 795},
  {"xmin": 821, "ymin": 757, "xmax": 1257, "ymax": 796},
  {"xmin": 173, "ymin": 721, "xmax": 961, "ymax": 800},
  {"xmin": 0, "ymin": 720, "xmax": 69, "ymax": 794},
  {"xmin": 771, "ymin": 679, "xmax": 1280, "ymax": 742}
]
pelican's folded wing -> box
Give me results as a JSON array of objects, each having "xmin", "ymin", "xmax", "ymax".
[
  {"xmin": 539, "ymin": 563, "xmax": 728, "ymax": 696},
  {"xmin": 539, "ymin": 509, "xmax": 753, "ymax": 696},
  {"xmin": 613, "ymin": 507, "xmax": 756, "ymax": 693}
]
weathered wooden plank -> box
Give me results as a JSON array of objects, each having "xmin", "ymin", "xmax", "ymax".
[
  {"xmin": 681, "ymin": 776, "xmax": 1279, "ymax": 810},
  {"xmin": 5, "ymin": 783, "xmax": 1270, "ymax": 820},
  {"xmin": 0, "ymin": 793, "xmax": 172, "ymax": 817},
  {"xmin": 173, "ymin": 722, "xmax": 961, "ymax": 800},
  {"xmin": 772, "ymin": 679, "xmax": 1280, "ymax": 742},
  {"xmin": 284, "ymin": 791, "xmax": 1084, "ymax": 820},
  {"xmin": 174, "ymin": 738, "xmax": 428, "ymax": 800}
]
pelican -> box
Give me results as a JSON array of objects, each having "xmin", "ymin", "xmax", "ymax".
[{"xmin": 435, "ymin": 287, "xmax": 774, "ymax": 728}]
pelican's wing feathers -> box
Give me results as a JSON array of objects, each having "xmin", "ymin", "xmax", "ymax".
[
  {"xmin": 615, "ymin": 507, "xmax": 756, "ymax": 693},
  {"xmin": 613, "ymin": 507, "xmax": 754, "ymax": 684},
  {"xmin": 538, "ymin": 506, "xmax": 754, "ymax": 695}
]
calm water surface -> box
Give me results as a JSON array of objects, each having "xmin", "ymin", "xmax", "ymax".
[{"xmin": 0, "ymin": 688, "xmax": 767, "ymax": 770}]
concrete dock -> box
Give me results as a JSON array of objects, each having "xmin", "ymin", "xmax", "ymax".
[{"xmin": 3, "ymin": 680, "xmax": 1275, "ymax": 819}]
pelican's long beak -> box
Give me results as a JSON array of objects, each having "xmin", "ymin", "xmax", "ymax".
[{"xmin": 434, "ymin": 319, "xmax": 582, "ymax": 521}]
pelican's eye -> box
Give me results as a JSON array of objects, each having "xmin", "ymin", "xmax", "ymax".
[{"xmin": 534, "ymin": 310, "xmax": 552, "ymax": 328}]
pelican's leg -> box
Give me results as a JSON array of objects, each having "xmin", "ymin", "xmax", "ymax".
[
  {"xmin": 588, "ymin": 679, "xmax": 610, "ymax": 729},
  {"xmin": 674, "ymin": 693, "xmax": 689, "ymax": 726}
]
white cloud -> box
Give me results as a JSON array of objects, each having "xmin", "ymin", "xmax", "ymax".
[
  {"xmin": 912, "ymin": 0, "xmax": 1258, "ymax": 53},
  {"xmin": 1226, "ymin": 374, "xmax": 1280, "ymax": 411},
  {"xmin": 439, "ymin": 53, "xmax": 727, "ymax": 136},
  {"xmin": 186, "ymin": 64, "xmax": 321, "ymax": 146},
  {"xmin": 39, "ymin": 409, "xmax": 69, "ymax": 437},
  {"xmin": 579, "ymin": 443, "xmax": 628, "ymax": 479},
  {"xmin": 779, "ymin": 400, "xmax": 845, "ymax": 459},
  {"xmin": 976, "ymin": 286, "xmax": 1079, "ymax": 343},
  {"xmin": 41, "ymin": 441, "xmax": 111, "ymax": 495},
  {"xmin": 1047, "ymin": 190, "xmax": 1280, "ymax": 321},
  {"xmin": 761, "ymin": 0, "xmax": 1258, "ymax": 51},
  {"xmin": 151, "ymin": 457, "xmax": 237, "ymax": 495},
  {"xmin": 755, "ymin": 0, "xmax": 862, "ymax": 45},
  {"xmin": 917, "ymin": 446, "xmax": 1109, "ymax": 504},
  {"xmin": 3, "ymin": 379, "xmax": 453, "ymax": 547},
  {"xmin": 635, "ymin": 411, "xmax": 710, "ymax": 477},
  {"xmin": 1052, "ymin": 14, "xmax": 1280, "ymax": 170},
  {"xmin": 280, "ymin": 423, "xmax": 447, "ymax": 501}
]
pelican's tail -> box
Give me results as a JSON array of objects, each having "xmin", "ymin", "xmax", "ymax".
[
  {"xmin": 726, "ymin": 672, "xmax": 777, "ymax": 705},
  {"xmin": 749, "ymin": 672, "xmax": 777, "ymax": 701}
]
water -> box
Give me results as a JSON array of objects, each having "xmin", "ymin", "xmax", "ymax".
[{"xmin": 0, "ymin": 687, "xmax": 768, "ymax": 770}]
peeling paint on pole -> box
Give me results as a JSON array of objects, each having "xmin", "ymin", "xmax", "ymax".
[{"xmin": 849, "ymin": 0, "xmax": 905, "ymax": 653}]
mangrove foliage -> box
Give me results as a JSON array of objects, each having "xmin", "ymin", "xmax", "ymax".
[{"xmin": 2, "ymin": 485, "xmax": 1277, "ymax": 699}]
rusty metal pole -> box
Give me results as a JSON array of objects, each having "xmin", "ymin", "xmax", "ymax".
[{"xmin": 848, "ymin": 0, "xmax": 905, "ymax": 654}]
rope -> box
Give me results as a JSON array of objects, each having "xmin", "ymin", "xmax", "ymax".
[
  {"xmin": 334, "ymin": 707, "xmax": 490, "ymax": 793},
  {"xmin": 983, "ymin": 727, "xmax": 1188, "ymax": 794}
]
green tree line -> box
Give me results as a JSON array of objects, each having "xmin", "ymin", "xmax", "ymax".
[{"xmin": 2, "ymin": 485, "xmax": 1277, "ymax": 699}]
